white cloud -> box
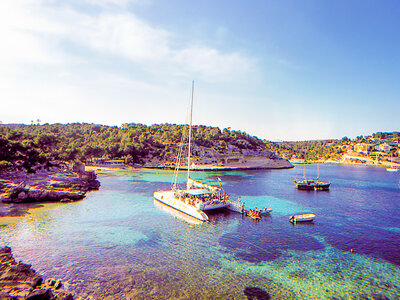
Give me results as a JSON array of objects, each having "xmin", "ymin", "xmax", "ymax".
[
  {"xmin": 76, "ymin": 13, "xmax": 172, "ymax": 62},
  {"xmin": 173, "ymin": 46, "xmax": 254, "ymax": 81},
  {"xmin": 85, "ymin": 0, "xmax": 148, "ymax": 8},
  {"xmin": 0, "ymin": 1, "xmax": 255, "ymax": 82},
  {"xmin": 0, "ymin": 1, "xmax": 258, "ymax": 132},
  {"xmin": 0, "ymin": 2, "xmax": 56, "ymax": 66}
]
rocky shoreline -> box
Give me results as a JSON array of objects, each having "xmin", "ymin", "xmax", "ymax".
[
  {"xmin": 0, "ymin": 164, "xmax": 100, "ymax": 218},
  {"xmin": 0, "ymin": 246, "xmax": 74, "ymax": 299},
  {"xmin": 131, "ymin": 143, "xmax": 295, "ymax": 170}
]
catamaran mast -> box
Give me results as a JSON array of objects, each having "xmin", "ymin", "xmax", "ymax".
[{"xmin": 187, "ymin": 81, "xmax": 194, "ymax": 190}]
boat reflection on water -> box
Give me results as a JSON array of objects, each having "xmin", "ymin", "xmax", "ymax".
[
  {"xmin": 154, "ymin": 199, "xmax": 239, "ymax": 226},
  {"xmin": 154, "ymin": 199, "xmax": 204, "ymax": 225},
  {"xmin": 289, "ymin": 220, "xmax": 315, "ymax": 226}
]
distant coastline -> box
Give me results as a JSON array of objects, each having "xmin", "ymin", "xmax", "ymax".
[
  {"xmin": 290, "ymin": 158, "xmax": 400, "ymax": 168},
  {"xmin": 87, "ymin": 157, "xmax": 294, "ymax": 171}
]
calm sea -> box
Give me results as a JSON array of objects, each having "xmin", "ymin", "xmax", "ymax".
[{"xmin": 1, "ymin": 164, "xmax": 400, "ymax": 299}]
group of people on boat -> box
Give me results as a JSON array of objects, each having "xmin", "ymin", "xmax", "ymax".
[
  {"xmin": 244, "ymin": 207, "xmax": 272, "ymax": 220},
  {"xmin": 177, "ymin": 189, "xmax": 229, "ymax": 207},
  {"xmin": 245, "ymin": 209, "xmax": 261, "ymax": 220}
]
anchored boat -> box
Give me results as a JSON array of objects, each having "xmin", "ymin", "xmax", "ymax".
[
  {"xmin": 289, "ymin": 213, "xmax": 316, "ymax": 223},
  {"xmin": 294, "ymin": 164, "xmax": 330, "ymax": 191},
  {"xmin": 387, "ymin": 154, "xmax": 399, "ymax": 172},
  {"xmin": 153, "ymin": 82, "xmax": 244, "ymax": 221}
]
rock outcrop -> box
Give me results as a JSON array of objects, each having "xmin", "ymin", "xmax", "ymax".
[
  {"xmin": 0, "ymin": 246, "xmax": 73, "ymax": 299},
  {"xmin": 145, "ymin": 144, "xmax": 293, "ymax": 170},
  {"xmin": 0, "ymin": 165, "xmax": 100, "ymax": 209}
]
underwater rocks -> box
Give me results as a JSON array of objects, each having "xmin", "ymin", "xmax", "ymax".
[
  {"xmin": 0, "ymin": 246, "xmax": 73, "ymax": 299},
  {"xmin": 219, "ymin": 222, "xmax": 325, "ymax": 263},
  {"xmin": 0, "ymin": 168, "xmax": 100, "ymax": 209},
  {"xmin": 244, "ymin": 287, "xmax": 271, "ymax": 300}
]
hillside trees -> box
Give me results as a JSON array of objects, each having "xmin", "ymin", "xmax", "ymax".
[{"xmin": 0, "ymin": 123, "xmax": 282, "ymax": 167}]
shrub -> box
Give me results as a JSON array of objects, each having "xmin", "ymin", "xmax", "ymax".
[{"xmin": 0, "ymin": 160, "xmax": 13, "ymax": 171}]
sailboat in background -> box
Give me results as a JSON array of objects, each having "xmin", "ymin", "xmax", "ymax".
[
  {"xmin": 153, "ymin": 81, "xmax": 244, "ymax": 221},
  {"xmin": 387, "ymin": 154, "xmax": 399, "ymax": 172},
  {"xmin": 294, "ymin": 163, "xmax": 330, "ymax": 191},
  {"xmin": 314, "ymin": 164, "xmax": 331, "ymax": 190}
]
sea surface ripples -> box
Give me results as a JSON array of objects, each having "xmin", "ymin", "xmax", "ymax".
[{"xmin": 1, "ymin": 165, "xmax": 400, "ymax": 299}]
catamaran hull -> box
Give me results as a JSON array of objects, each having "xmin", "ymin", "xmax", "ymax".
[
  {"xmin": 154, "ymin": 191, "xmax": 209, "ymax": 221},
  {"xmin": 226, "ymin": 202, "xmax": 245, "ymax": 213},
  {"xmin": 199, "ymin": 202, "xmax": 229, "ymax": 211},
  {"xmin": 154, "ymin": 199, "xmax": 204, "ymax": 225}
]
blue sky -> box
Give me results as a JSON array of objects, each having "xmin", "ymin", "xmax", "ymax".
[{"xmin": 1, "ymin": 0, "xmax": 399, "ymax": 141}]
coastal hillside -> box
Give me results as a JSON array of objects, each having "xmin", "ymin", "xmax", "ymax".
[
  {"xmin": 269, "ymin": 132, "xmax": 400, "ymax": 166},
  {"xmin": 0, "ymin": 123, "xmax": 292, "ymax": 170}
]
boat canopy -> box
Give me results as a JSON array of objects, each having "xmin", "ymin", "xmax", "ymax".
[
  {"xmin": 185, "ymin": 188, "xmax": 212, "ymax": 196},
  {"xmin": 187, "ymin": 178, "xmax": 219, "ymax": 192}
]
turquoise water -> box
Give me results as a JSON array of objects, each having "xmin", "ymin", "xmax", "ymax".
[{"xmin": 1, "ymin": 165, "xmax": 400, "ymax": 299}]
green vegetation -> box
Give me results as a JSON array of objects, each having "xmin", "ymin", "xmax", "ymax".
[
  {"xmin": 372, "ymin": 132, "xmax": 400, "ymax": 140},
  {"xmin": 0, "ymin": 123, "xmax": 269, "ymax": 170},
  {"xmin": 1, "ymin": 123, "xmax": 398, "ymax": 169},
  {"xmin": 267, "ymin": 132, "xmax": 400, "ymax": 161},
  {"xmin": 265, "ymin": 140, "xmax": 341, "ymax": 161}
]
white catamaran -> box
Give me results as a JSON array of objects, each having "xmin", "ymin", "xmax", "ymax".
[{"xmin": 153, "ymin": 81, "xmax": 244, "ymax": 221}]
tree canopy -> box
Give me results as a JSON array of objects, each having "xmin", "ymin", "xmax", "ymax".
[{"xmin": 0, "ymin": 123, "xmax": 271, "ymax": 170}]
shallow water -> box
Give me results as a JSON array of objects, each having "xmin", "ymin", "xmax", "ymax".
[{"xmin": 1, "ymin": 164, "xmax": 400, "ymax": 299}]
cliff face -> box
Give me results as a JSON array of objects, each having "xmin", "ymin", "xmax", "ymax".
[{"xmin": 144, "ymin": 142, "xmax": 293, "ymax": 170}]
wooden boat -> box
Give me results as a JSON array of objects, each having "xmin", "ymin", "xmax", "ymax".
[
  {"xmin": 294, "ymin": 164, "xmax": 330, "ymax": 191},
  {"xmin": 313, "ymin": 181, "xmax": 331, "ymax": 191},
  {"xmin": 289, "ymin": 213, "xmax": 316, "ymax": 223},
  {"xmin": 294, "ymin": 178, "xmax": 317, "ymax": 190}
]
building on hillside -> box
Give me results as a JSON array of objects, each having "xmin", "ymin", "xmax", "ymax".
[
  {"xmin": 369, "ymin": 137, "xmax": 382, "ymax": 143},
  {"xmin": 376, "ymin": 142, "xmax": 391, "ymax": 153},
  {"xmin": 121, "ymin": 123, "xmax": 128, "ymax": 130},
  {"xmin": 354, "ymin": 143, "xmax": 373, "ymax": 154},
  {"xmin": 369, "ymin": 151, "xmax": 388, "ymax": 160}
]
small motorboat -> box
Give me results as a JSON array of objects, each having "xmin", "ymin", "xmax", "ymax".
[
  {"xmin": 289, "ymin": 213, "xmax": 316, "ymax": 223},
  {"xmin": 255, "ymin": 207, "xmax": 272, "ymax": 215}
]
